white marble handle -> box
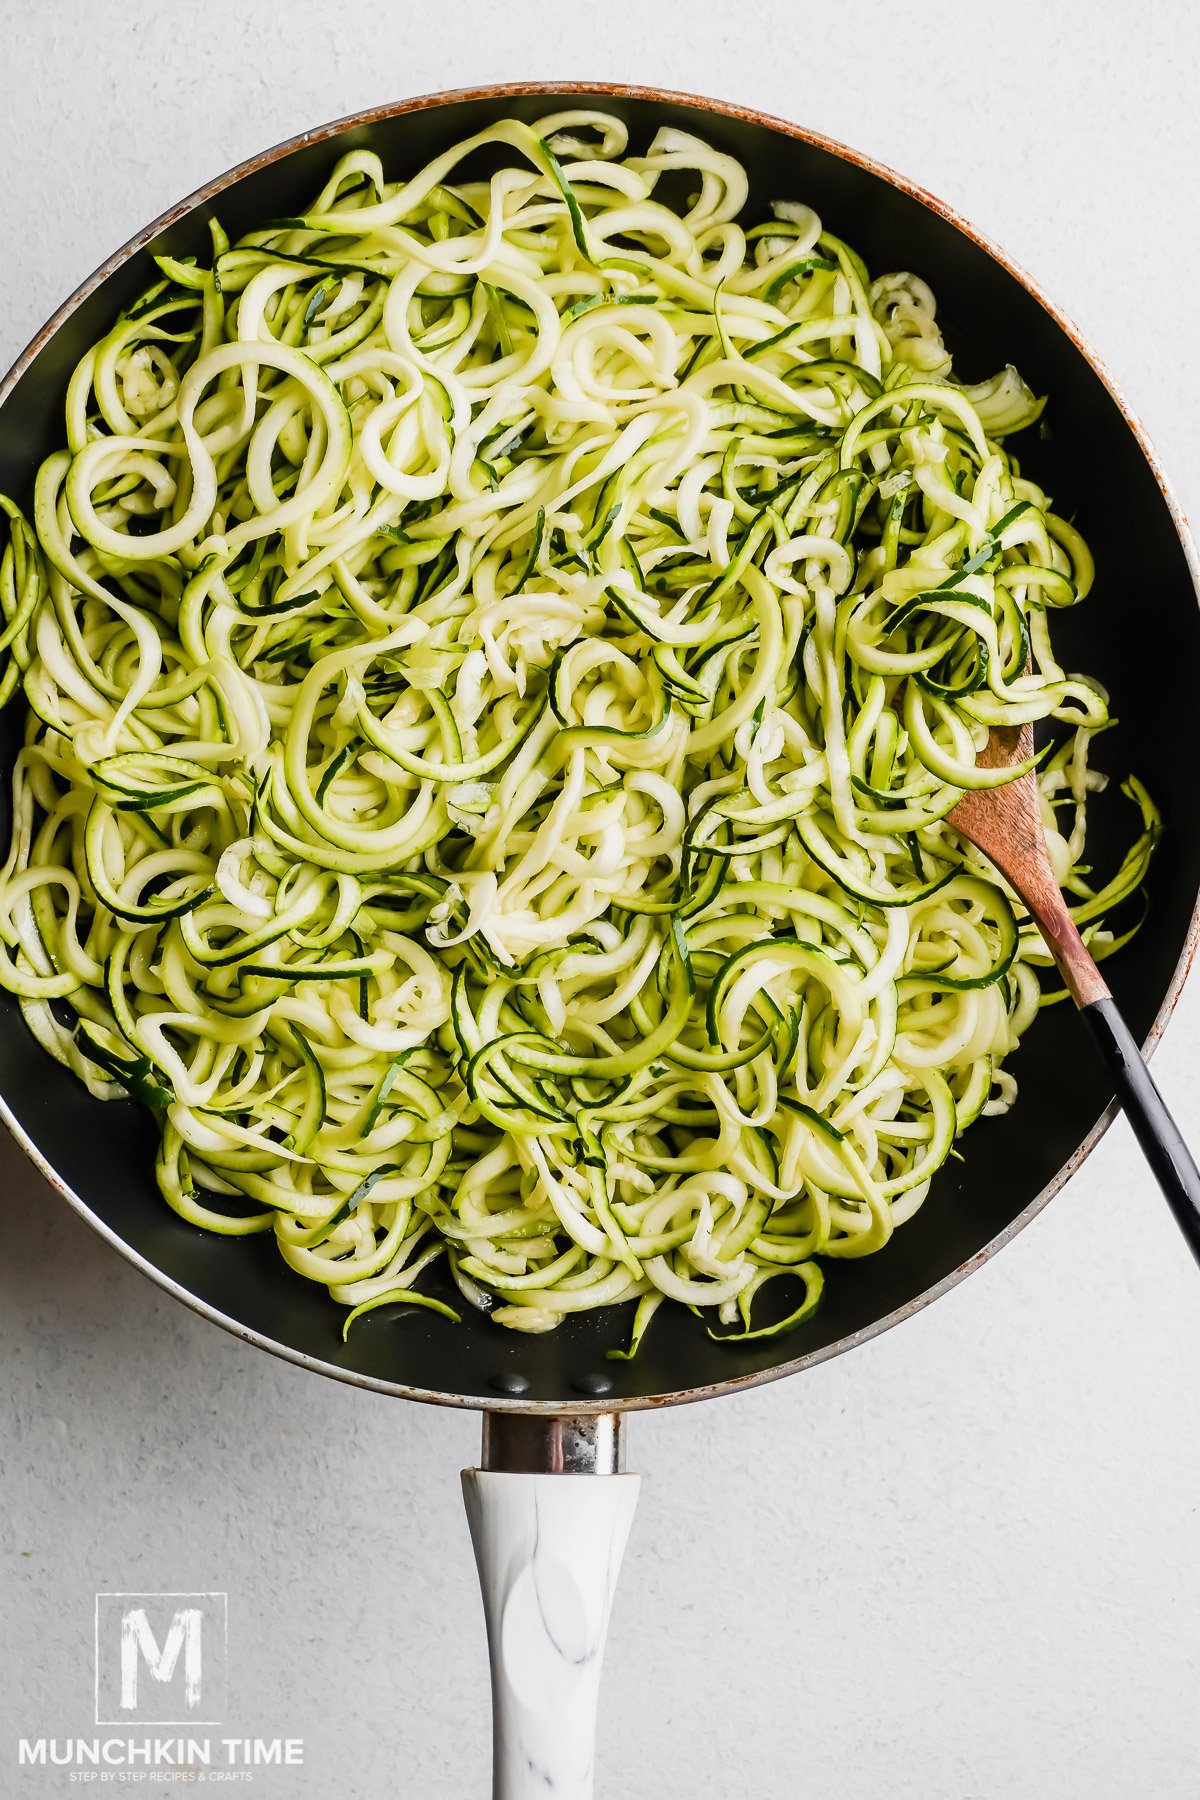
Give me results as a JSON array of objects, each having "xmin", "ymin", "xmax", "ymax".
[{"xmin": 461, "ymin": 1469, "xmax": 640, "ymax": 1800}]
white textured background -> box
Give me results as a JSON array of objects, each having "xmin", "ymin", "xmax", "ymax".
[{"xmin": 2, "ymin": 3, "xmax": 1200, "ymax": 1795}]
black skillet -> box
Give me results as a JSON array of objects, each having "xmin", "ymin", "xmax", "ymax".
[{"xmin": 2, "ymin": 84, "xmax": 1197, "ymax": 1796}]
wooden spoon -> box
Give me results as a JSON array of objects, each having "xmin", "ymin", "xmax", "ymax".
[{"xmin": 949, "ymin": 719, "xmax": 1200, "ymax": 1261}]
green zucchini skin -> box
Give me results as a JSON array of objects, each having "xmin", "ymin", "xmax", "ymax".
[{"xmin": 0, "ymin": 113, "xmax": 1153, "ymax": 1352}]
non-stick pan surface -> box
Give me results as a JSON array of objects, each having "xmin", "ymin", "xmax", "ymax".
[{"xmin": 1, "ymin": 84, "xmax": 1197, "ymax": 1411}]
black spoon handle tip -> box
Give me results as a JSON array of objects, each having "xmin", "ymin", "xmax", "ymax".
[{"xmin": 1080, "ymin": 996, "xmax": 1200, "ymax": 1266}]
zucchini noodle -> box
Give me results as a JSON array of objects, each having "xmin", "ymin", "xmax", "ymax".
[{"xmin": 0, "ymin": 114, "xmax": 1157, "ymax": 1348}]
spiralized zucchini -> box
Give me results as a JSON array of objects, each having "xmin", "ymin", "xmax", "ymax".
[{"xmin": 0, "ymin": 113, "xmax": 1157, "ymax": 1348}]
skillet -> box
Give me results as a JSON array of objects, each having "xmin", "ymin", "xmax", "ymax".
[{"xmin": 2, "ymin": 83, "xmax": 1197, "ymax": 1796}]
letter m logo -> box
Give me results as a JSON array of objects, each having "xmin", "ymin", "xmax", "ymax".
[
  {"xmin": 121, "ymin": 1606, "xmax": 202, "ymax": 1711},
  {"xmin": 95, "ymin": 1593, "xmax": 227, "ymax": 1724}
]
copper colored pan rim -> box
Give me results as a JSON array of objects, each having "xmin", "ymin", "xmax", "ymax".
[{"xmin": 2, "ymin": 81, "xmax": 1198, "ymax": 1414}]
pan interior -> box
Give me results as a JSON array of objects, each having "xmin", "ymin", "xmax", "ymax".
[{"xmin": 1, "ymin": 88, "xmax": 1196, "ymax": 1409}]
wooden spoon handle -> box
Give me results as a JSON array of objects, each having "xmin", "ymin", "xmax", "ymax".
[{"xmin": 1080, "ymin": 997, "xmax": 1200, "ymax": 1265}]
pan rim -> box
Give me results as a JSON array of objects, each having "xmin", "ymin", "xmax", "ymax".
[{"xmin": 2, "ymin": 78, "xmax": 1198, "ymax": 1415}]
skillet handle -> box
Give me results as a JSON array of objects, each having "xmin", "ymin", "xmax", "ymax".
[{"xmin": 462, "ymin": 1414, "xmax": 638, "ymax": 1800}]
